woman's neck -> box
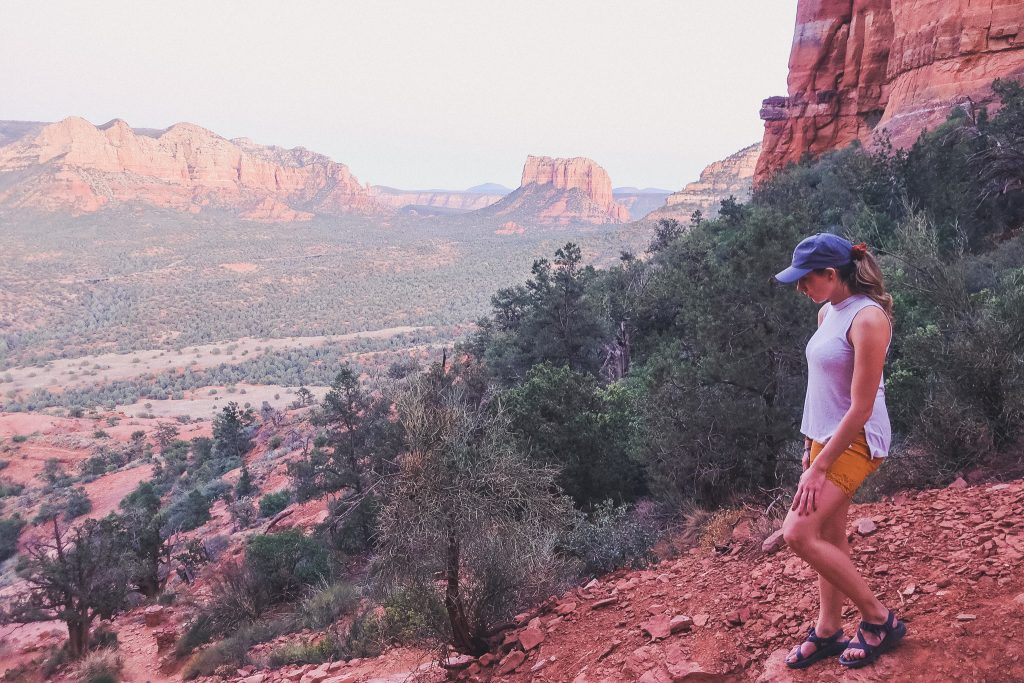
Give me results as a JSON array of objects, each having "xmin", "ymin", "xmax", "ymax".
[{"xmin": 829, "ymin": 286, "xmax": 855, "ymax": 306}]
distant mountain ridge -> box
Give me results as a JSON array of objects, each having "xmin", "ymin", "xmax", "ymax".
[
  {"xmin": 0, "ymin": 117, "xmax": 384, "ymax": 220},
  {"xmin": 368, "ymin": 185, "xmax": 507, "ymax": 213}
]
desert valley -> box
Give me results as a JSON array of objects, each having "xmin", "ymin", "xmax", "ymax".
[{"xmin": 2, "ymin": 1, "xmax": 1024, "ymax": 682}]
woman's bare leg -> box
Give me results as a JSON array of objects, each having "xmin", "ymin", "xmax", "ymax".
[
  {"xmin": 816, "ymin": 496, "xmax": 850, "ymax": 632},
  {"xmin": 784, "ymin": 490, "xmax": 850, "ymax": 662},
  {"xmin": 782, "ymin": 481, "xmax": 896, "ymax": 662}
]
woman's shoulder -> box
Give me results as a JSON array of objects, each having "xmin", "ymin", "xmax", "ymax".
[{"xmin": 849, "ymin": 302, "xmax": 892, "ymax": 343}]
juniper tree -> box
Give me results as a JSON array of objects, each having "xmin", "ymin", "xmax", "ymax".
[
  {"xmin": 9, "ymin": 519, "xmax": 132, "ymax": 658},
  {"xmin": 374, "ymin": 366, "xmax": 575, "ymax": 655}
]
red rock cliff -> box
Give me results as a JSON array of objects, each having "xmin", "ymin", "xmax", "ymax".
[
  {"xmin": 756, "ymin": 0, "xmax": 1024, "ymax": 182},
  {"xmin": 0, "ymin": 117, "xmax": 384, "ymax": 220},
  {"xmin": 477, "ymin": 156, "xmax": 630, "ymax": 225}
]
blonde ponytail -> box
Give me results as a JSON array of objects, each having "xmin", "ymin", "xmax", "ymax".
[{"xmin": 839, "ymin": 244, "xmax": 893, "ymax": 319}]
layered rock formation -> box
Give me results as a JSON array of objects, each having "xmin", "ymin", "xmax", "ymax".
[
  {"xmin": 476, "ymin": 156, "xmax": 630, "ymax": 225},
  {"xmin": 369, "ymin": 185, "xmax": 507, "ymax": 213},
  {"xmin": 0, "ymin": 117, "xmax": 383, "ymax": 219},
  {"xmin": 757, "ymin": 0, "xmax": 1024, "ymax": 182},
  {"xmin": 647, "ymin": 143, "xmax": 761, "ymax": 222}
]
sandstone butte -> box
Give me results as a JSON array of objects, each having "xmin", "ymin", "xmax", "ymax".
[
  {"xmin": 477, "ymin": 155, "xmax": 631, "ymax": 225},
  {"xmin": 646, "ymin": 143, "xmax": 761, "ymax": 223},
  {"xmin": 0, "ymin": 117, "xmax": 384, "ymax": 220},
  {"xmin": 756, "ymin": 0, "xmax": 1024, "ymax": 183}
]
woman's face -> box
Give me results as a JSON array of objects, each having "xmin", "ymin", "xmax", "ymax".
[{"xmin": 795, "ymin": 269, "xmax": 838, "ymax": 304}]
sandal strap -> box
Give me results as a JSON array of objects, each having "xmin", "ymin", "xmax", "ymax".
[
  {"xmin": 807, "ymin": 626, "xmax": 843, "ymax": 644},
  {"xmin": 859, "ymin": 610, "xmax": 895, "ymax": 637}
]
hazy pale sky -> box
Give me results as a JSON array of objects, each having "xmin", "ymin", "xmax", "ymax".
[{"xmin": 1, "ymin": 1, "xmax": 797, "ymax": 191}]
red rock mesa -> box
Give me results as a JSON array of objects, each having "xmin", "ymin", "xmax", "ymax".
[{"xmin": 0, "ymin": 117, "xmax": 383, "ymax": 220}]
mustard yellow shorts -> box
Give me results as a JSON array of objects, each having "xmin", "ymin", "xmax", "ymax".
[{"xmin": 808, "ymin": 431, "xmax": 882, "ymax": 498}]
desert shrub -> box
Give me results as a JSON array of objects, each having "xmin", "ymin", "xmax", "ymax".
[
  {"xmin": 258, "ymin": 491, "xmax": 290, "ymax": 518},
  {"xmin": 698, "ymin": 508, "xmax": 746, "ymax": 549},
  {"xmin": 75, "ymin": 647, "xmax": 121, "ymax": 683},
  {"xmin": 886, "ymin": 217, "xmax": 1024, "ymax": 475},
  {"xmin": 342, "ymin": 608, "xmax": 387, "ymax": 659},
  {"xmin": 245, "ymin": 531, "xmax": 331, "ymax": 604},
  {"xmin": 376, "ymin": 589, "xmax": 447, "ymax": 646},
  {"xmin": 181, "ymin": 619, "xmax": 289, "ymax": 679},
  {"xmin": 163, "ymin": 489, "xmax": 211, "ymax": 533},
  {"xmin": 564, "ymin": 500, "xmax": 659, "ymax": 575},
  {"xmin": 11, "ymin": 434, "xmax": 28, "ymax": 443},
  {"xmin": 63, "ymin": 487, "xmax": 93, "ymax": 520},
  {"xmin": 0, "ymin": 514, "xmax": 25, "ymax": 561},
  {"xmin": 39, "ymin": 646, "xmax": 70, "ymax": 679},
  {"xmin": 294, "ymin": 580, "xmax": 360, "ymax": 630},
  {"xmin": 40, "ymin": 457, "xmax": 73, "ymax": 490},
  {"xmin": 176, "ymin": 561, "xmax": 265, "ymax": 656},
  {"xmin": 268, "ymin": 435, "xmax": 283, "ymax": 450},
  {"xmin": 0, "ymin": 478, "xmax": 24, "ymax": 498},
  {"xmin": 265, "ymin": 634, "xmax": 343, "ymax": 667},
  {"xmin": 200, "ymin": 478, "xmax": 232, "ymax": 503},
  {"xmin": 228, "ymin": 498, "xmax": 257, "ymax": 529}
]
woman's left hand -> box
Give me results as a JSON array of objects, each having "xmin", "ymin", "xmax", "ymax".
[{"xmin": 791, "ymin": 465, "xmax": 827, "ymax": 516}]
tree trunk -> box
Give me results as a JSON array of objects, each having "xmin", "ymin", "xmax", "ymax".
[
  {"xmin": 66, "ymin": 612, "xmax": 90, "ymax": 659},
  {"xmin": 444, "ymin": 535, "xmax": 481, "ymax": 655}
]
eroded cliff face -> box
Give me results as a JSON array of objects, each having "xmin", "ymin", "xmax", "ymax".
[
  {"xmin": 368, "ymin": 186, "xmax": 507, "ymax": 212},
  {"xmin": 647, "ymin": 143, "xmax": 761, "ymax": 222},
  {"xmin": 0, "ymin": 117, "xmax": 383, "ymax": 219},
  {"xmin": 757, "ymin": 0, "xmax": 1024, "ymax": 182},
  {"xmin": 477, "ymin": 156, "xmax": 630, "ymax": 225}
]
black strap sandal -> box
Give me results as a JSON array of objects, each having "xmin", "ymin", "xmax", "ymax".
[
  {"xmin": 839, "ymin": 609, "xmax": 907, "ymax": 668},
  {"xmin": 785, "ymin": 626, "xmax": 849, "ymax": 669}
]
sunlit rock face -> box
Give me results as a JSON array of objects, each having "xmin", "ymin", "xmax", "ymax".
[
  {"xmin": 0, "ymin": 117, "xmax": 385, "ymax": 220},
  {"xmin": 646, "ymin": 143, "xmax": 760, "ymax": 223},
  {"xmin": 476, "ymin": 156, "xmax": 631, "ymax": 225},
  {"xmin": 756, "ymin": 0, "xmax": 1024, "ymax": 182}
]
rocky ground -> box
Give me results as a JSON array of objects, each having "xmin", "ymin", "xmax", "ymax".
[
  {"xmin": 199, "ymin": 477, "xmax": 1024, "ymax": 683},
  {"xmin": 4, "ymin": 406, "xmax": 1022, "ymax": 682}
]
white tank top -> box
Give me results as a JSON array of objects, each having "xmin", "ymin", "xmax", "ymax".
[{"xmin": 801, "ymin": 294, "xmax": 891, "ymax": 459}]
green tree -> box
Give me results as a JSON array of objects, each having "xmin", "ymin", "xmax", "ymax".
[
  {"xmin": 117, "ymin": 480, "xmax": 171, "ymax": 597},
  {"xmin": 235, "ymin": 465, "xmax": 254, "ymax": 498},
  {"xmin": 212, "ymin": 402, "xmax": 256, "ymax": 462},
  {"xmin": 503, "ymin": 363, "xmax": 645, "ymax": 507},
  {"xmin": 10, "ymin": 519, "xmax": 132, "ymax": 658},
  {"xmin": 471, "ymin": 243, "xmax": 609, "ymax": 383}
]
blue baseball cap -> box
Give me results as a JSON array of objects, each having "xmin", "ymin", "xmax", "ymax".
[{"xmin": 774, "ymin": 233, "xmax": 854, "ymax": 283}]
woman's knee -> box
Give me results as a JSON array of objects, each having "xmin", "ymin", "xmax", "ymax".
[{"xmin": 782, "ymin": 516, "xmax": 814, "ymax": 552}]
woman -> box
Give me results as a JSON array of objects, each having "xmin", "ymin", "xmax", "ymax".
[{"xmin": 773, "ymin": 233, "xmax": 906, "ymax": 670}]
